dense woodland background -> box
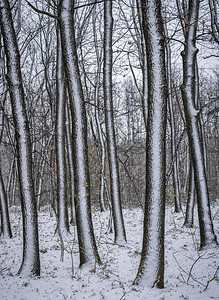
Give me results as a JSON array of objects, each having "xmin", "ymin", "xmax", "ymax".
[{"xmin": 0, "ymin": 0, "xmax": 218, "ymax": 290}]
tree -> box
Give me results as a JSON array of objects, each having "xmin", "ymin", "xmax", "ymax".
[
  {"xmin": 208, "ymin": 0, "xmax": 219, "ymax": 44},
  {"xmin": 0, "ymin": 168, "xmax": 12, "ymax": 239},
  {"xmin": 183, "ymin": 161, "xmax": 195, "ymax": 227},
  {"xmin": 103, "ymin": 0, "xmax": 127, "ymax": 244},
  {"xmin": 0, "ymin": 90, "xmax": 12, "ymax": 239},
  {"xmin": 0, "ymin": 0, "xmax": 40, "ymax": 276},
  {"xmin": 134, "ymin": 0, "xmax": 167, "ymax": 288},
  {"xmin": 55, "ymin": 27, "xmax": 69, "ymax": 235},
  {"xmin": 65, "ymin": 104, "xmax": 76, "ymax": 225},
  {"xmin": 165, "ymin": 30, "xmax": 181, "ymax": 213},
  {"xmin": 180, "ymin": 0, "xmax": 218, "ymax": 248},
  {"xmin": 58, "ymin": 0, "xmax": 101, "ymax": 268},
  {"xmin": 92, "ymin": 6, "xmax": 107, "ymax": 212}
]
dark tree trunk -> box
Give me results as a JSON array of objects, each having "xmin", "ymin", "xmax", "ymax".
[
  {"xmin": 134, "ymin": 0, "xmax": 167, "ymax": 288},
  {"xmin": 0, "ymin": 0, "xmax": 40, "ymax": 276}
]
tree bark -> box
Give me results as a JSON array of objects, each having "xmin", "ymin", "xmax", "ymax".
[
  {"xmin": 103, "ymin": 0, "xmax": 127, "ymax": 244},
  {"xmin": 0, "ymin": 88, "xmax": 12, "ymax": 239},
  {"xmin": 184, "ymin": 161, "xmax": 195, "ymax": 227},
  {"xmin": 58, "ymin": 0, "xmax": 101, "ymax": 268},
  {"xmin": 134, "ymin": 0, "xmax": 167, "ymax": 288},
  {"xmin": 0, "ymin": 0, "xmax": 40, "ymax": 276},
  {"xmin": 208, "ymin": 0, "xmax": 219, "ymax": 44},
  {"xmin": 65, "ymin": 104, "xmax": 76, "ymax": 225},
  {"xmin": 0, "ymin": 168, "xmax": 12, "ymax": 239},
  {"xmin": 92, "ymin": 7, "xmax": 107, "ymax": 212},
  {"xmin": 181, "ymin": 0, "xmax": 218, "ymax": 248},
  {"xmin": 165, "ymin": 34, "xmax": 181, "ymax": 213},
  {"xmin": 136, "ymin": 0, "xmax": 148, "ymax": 126},
  {"xmin": 56, "ymin": 26, "xmax": 69, "ymax": 235}
]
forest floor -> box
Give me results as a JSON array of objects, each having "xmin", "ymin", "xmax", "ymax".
[{"xmin": 0, "ymin": 202, "xmax": 218, "ymax": 300}]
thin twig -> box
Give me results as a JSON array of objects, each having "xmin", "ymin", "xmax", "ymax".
[{"xmin": 203, "ymin": 266, "xmax": 219, "ymax": 291}]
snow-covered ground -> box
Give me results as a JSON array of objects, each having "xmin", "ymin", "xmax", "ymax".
[{"xmin": 0, "ymin": 203, "xmax": 218, "ymax": 300}]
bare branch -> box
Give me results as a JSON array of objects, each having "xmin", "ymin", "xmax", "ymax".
[{"xmin": 25, "ymin": 0, "xmax": 57, "ymax": 19}]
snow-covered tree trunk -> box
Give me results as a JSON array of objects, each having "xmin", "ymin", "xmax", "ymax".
[
  {"xmin": 0, "ymin": 168, "xmax": 12, "ymax": 239},
  {"xmin": 184, "ymin": 161, "xmax": 195, "ymax": 227},
  {"xmin": 0, "ymin": 89, "xmax": 12, "ymax": 239},
  {"xmin": 56, "ymin": 27, "xmax": 69, "ymax": 235},
  {"xmin": 36, "ymin": 155, "xmax": 46, "ymax": 211},
  {"xmin": 7, "ymin": 157, "xmax": 18, "ymax": 207},
  {"xmin": 92, "ymin": 8, "xmax": 107, "ymax": 212},
  {"xmin": 6, "ymin": 156, "xmax": 15, "ymax": 206},
  {"xmin": 181, "ymin": 0, "xmax": 218, "ymax": 248},
  {"xmin": 134, "ymin": 0, "xmax": 167, "ymax": 288},
  {"xmin": 65, "ymin": 105, "xmax": 76, "ymax": 225},
  {"xmin": 36, "ymin": 133, "xmax": 53, "ymax": 211},
  {"xmin": 136, "ymin": 0, "xmax": 148, "ymax": 126},
  {"xmin": 58, "ymin": 0, "xmax": 101, "ymax": 268},
  {"xmin": 0, "ymin": 0, "xmax": 40, "ymax": 276},
  {"xmin": 165, "ymin": 36, "xmax": 181, "ymax": 213},
  {"xmin": 103, "ymin": 0, "xmax": 126, "ymax": 244},
  {"xmin": 94, "ymin": 79, "xmax": 107, "ymax": 213}
]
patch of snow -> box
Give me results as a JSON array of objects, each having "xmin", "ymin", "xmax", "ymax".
[{"xmin": 0, "ymin": 204, "xmax": 218, "ymax": 299}]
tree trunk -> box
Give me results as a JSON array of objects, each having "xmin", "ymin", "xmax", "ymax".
[
  {"xmin": 0, "ymin": 0, "xmax": 40, "ymax": 276},
  {"xmin": 181, "ymin": 0, "xmax": 217, "ymax": 248},
  {"xmin": 103, "ymin": 0, "xmax": 126, "ymax": 244},
  {"xmin": 136, "ymin": 0, "xmax": 148, "ymax": 126},
  {"xmin": 58, "ymin": 0, "xmax": 101, "ymax": 268},
  {"xmin": 134, "ymin": 0, "xmax": 167, "ymax": 288},
  {"xmin": 36, "ymin": 134, "xmax": 53, "ymax": 211},
  {"xmin": 56, "ymin": 27, "xmax": 69, "ymax": 235},
  {"xmin": 65, "ymin": 105, "xmax": 76, "ymax": 225},
  {"xmin": 0, "ymin": 168, "xmax": 12, "ymax": 239},
  {"xmin": 0, "ymin": 88, "xmax": 12, "ymax": 239},
  {"xmin": 208, "ymin": 0, "xmax": 219, "ymax": 44},
  {"xmin": 184, "ymin": 161, "xmax": 195, "ymax": 227},
  {"xmin": 165, "ymin": 35, "xmax": 181, "ymax": 213},
  {"xmin": 92, "ymin": 7, "xmax": 107, "ymax": 212}
]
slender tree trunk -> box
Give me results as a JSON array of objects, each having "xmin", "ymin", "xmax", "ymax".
[
  {"xmin": 11, "ymin": 158, "xmax": 18, "ymax": 206},
  {"xmin": 183, "ymin": 145, "xmax": 190, "ymax": 195},
  {"xmin": 136, "ymin": 0, "xmax": 148, "ymax": 126},
  {"xmin": 36, "ymin": 133, "xmax": 53, "ymax": 211},
  {"xmin": 0, "ymin": 90, "xmax": 12, "ymax": 238},
  {"xmin": 181, "ymin": 0, "xmax": 217, "ymax": 248},
  {"xmin": 0, "ymin": 168, "xmax": 12, "ymax": 239},
  {"xmin": 208, "ymin": 0, "xmax": 219, "ymax": 44},
  {"xmin": 6, "ymin": 156, "xmax": 15, "ymax": 205},
  {"xmin": 184, "ymin": 161, "xmax": 195, "ymax": 227},
  {"xmin": 65, "ymin": 105, "xmax": 76, "ymax": 225},
  {"xmin": 165, "ymin": 37, "xmax": 181, "ymax": 213},
  {"xmin": 36, "ymin": 157, "xmax": 46, "ymax": 211},
  {"xmin": 92, "ymin": 8, "xmax": 107, "ymax": 212},
  {"xmin": 56, "ymin": 27, "xmax": 69, "ymax": 235},
  {"xmin": 134, "ymin": 0, "xmax": 167, "ymax": 288},
  {"xmin": 58, "ymin": 0, "xmax": 101, "ymax": 268},
  {"xmin": 103, "ymin": 0, "xmax": 126, "ymax": 244},
  {"xmin": 0, "ymin": 0, "xmax": 40, "ymax": 276}
]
